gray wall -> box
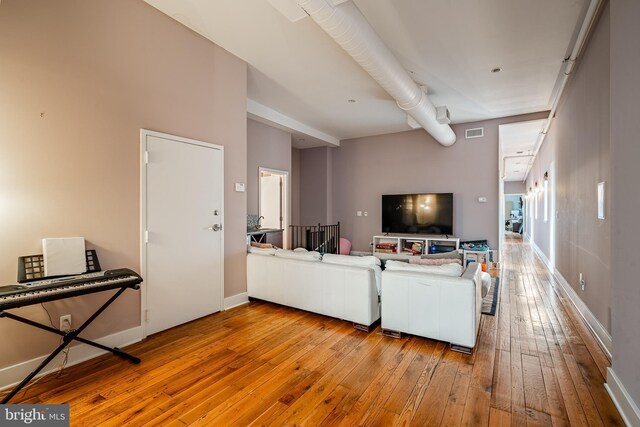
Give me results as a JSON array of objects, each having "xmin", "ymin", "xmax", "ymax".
[
  {"xmin": 246, "ymin": 119, "xmax": 292, "ymax": 216},
  {"xmin": 331, "ymin": 112, "xmax": 547, "ymax": 251},
  {"xmin": 524, "ymin": 121, "xmax": 555, "ymax": 270},
  {"xmin": 525, "ymin": 4, "xmax": 611, "ymax": 332},
  {"xmin": 504, "ymin": 181, "xmax": 526, "ymax": 194},
  {"xmin": 291, "ymin": 148, "xmax": 301, "ymax": 225},
  {"xmin": 300, "ymin": 146, "xmax": 332, "ymax": 225},
  {"xmin": 610, "ymin": 0, "xmax": 640, "ymax": 409},
  {"xmin": 0, "ymin": 0, "xmax": 247, "ymax": 368}
]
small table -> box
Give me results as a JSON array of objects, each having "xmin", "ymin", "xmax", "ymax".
[
  {"xmin": 246, "ymin": 228, "xmax": 283, "ymax": 243},
  {"xmin": 462, "ymin": 249, "xmax": 497, "ymax": 273}
]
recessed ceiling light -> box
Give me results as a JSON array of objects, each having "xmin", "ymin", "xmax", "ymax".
[
  {"xmin": 516, "ymin": 151, "xmax": 524, "ymax": 154},
  {"xmin": 348, "ymin": 99, "xmax": 356, "ymax": 103},
  {"xmin": 491, "ymin": 67, "xmax": 502, "ymax": 73}
]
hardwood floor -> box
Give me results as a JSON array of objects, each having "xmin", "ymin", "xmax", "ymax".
[{"xmin": 7, "ymin": 236, "xmax": 623, "ymax": 426}]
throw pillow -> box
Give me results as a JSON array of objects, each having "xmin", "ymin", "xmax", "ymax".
[
  {"xmin": 409, "ymin": 258, "xmax": 462, "ymax": 266},
  {"xmin": 384, "ymin": 260, "xmax": 462, "ymax": 277},
  {"xmin": 321, "ymin": 253, "xmax": 381, "ymax": 267},
  {"xmin": 247, "ymin": 246, "xmax": 276, "ymax": 256},
  {"xmin": 420, "ymin": 250, "xmax": 463, "ymax": 261},
  {"xmin": 274, "ymin": 249, "xmax": 322, "ymax": 261}
]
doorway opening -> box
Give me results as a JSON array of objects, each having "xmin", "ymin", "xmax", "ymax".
[
  {"xmin": 497, "ymin": 118, "xmax": 547, "ymax": 255},
  {"xmin": 504, "ymin": 194, "xmax": 524, "ymax": 235},
  {"xmin": 259, "ymin": 167, "xmax": 289, "ymax": 249}
]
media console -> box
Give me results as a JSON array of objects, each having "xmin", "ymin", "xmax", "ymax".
[{"xmin": 372, "ymin": 234, "xmax": 460, "ymax": 259}]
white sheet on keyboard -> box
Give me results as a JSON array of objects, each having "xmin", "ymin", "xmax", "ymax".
[{"xmin": 42, "ymin": 237, "xmax": 86, "ymax": 277}]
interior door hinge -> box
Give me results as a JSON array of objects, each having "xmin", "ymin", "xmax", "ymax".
[
  {"xmin": 145, "ymin": 310, "xmax": 149, "ymax": 322},
  {"xmin": 144, "ymin": 151, "xmax": 149, "ymax": 164},
  {"xmin": 144, "ymin": 230, "xmax": 149, "ymax": 244}
]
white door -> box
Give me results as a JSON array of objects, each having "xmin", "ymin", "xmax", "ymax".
[
  {"xmin": 259, "ymin": 168, "xmax": 289, "ymax": 248},
  {"xmin": 260, "ymin": 173, "xmax": 282, "ymax": 229},
  {"xmin": 142, "ymin": 130, "xmax": 224, "ymax": 336}
]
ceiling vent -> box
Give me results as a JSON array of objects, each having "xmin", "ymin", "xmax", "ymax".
[{"xmin": 465, "ymin": 127, "xmax": 484, "ymax": 139}]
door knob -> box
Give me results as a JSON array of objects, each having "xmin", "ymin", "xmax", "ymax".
[{"xmin": 207, "ymin": 224, "xmax": 222, "ymax": 231}]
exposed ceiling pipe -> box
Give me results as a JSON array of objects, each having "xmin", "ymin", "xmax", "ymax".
[
  {"xmin": 522, "ymin": 0, "xmax": 601, "ymax": 182},
  {"xmin": 297, "ymin": 0, "xmax": 457, "ymax": 146}
]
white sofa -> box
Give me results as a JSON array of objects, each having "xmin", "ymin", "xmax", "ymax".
[
  {"xmin": 381, "ymin": 262, "xmax": 483, "ymax": 350},
  {"xmin": 246, "ymin": 253, "xmax": 381, "ymax": 329}
]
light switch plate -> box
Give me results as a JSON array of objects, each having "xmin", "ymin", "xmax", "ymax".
[
  {"xmin": 235, "ymin": 182, "xmax": 245, "ymax": 192},
  {"xmin": 478, "ymin": 196, "xmax": 487, "ymax": 203}
]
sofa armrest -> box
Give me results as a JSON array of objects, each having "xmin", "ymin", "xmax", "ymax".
[{"xmin": 462, "ymin": 261, "xmax": 481, "ymax": 281}]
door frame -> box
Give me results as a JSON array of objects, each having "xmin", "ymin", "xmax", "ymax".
[
  {"xmin": 139, "ymin": 129, "xmax": 225, "ymax": 338},
  {"xmin": 258, "ymin": 167, "xmax": 289, "ymax": 249}
]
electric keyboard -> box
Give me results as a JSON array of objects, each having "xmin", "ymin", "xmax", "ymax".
[
  {"xmin": 0, "ymin": 268, "xmax": 142, "ymax": 311},
  {"xmin": 1, "ymin": 267, "xmax": 143, "ymax": 403}
]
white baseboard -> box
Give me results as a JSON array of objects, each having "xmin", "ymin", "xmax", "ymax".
[
  {"xmin": 606, "ymin": 368, "xmax": 640, "ymax": 427},
  {"xmin": 224, "ymin": 292, "xmax": 249, "ymax": 310},
  {"xmin": 0, "ymin": 326, "xmax": 143, "ymax": 391},
  {"xmin": 552, "ymin": 267, "xmax": 612, "ymax": 358},
  {"xmin": 531, "ymin": 242, "xmax": 552, "ymax": 270},
  {"xmin": 530, "ymin": 241, "xmax": 612, "ymax": 358}
]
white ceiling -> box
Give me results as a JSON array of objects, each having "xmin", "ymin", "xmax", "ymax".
[
  {"xmin": 499, "ymin": 119, "xmax": 548, "ymax": 182},
  {"xmin": 143, "ymin": 0, "xmax": 588, "ymax": 144}
]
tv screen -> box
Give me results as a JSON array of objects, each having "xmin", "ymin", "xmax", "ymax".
[{"xmin": 382, "ymin": 193, "xmax": 453, "ymax": 235}]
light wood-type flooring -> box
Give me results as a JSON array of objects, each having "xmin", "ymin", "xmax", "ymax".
[{"xmin": 7, "ymin": 235, "xmax": 624, "ymax": 425}]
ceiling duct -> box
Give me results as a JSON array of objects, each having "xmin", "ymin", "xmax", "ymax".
[{"xmin": 297, "ymin": 0, "xmax": 457, "ymax": 146}]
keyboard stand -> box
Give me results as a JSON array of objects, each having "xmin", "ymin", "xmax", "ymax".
[{"xmin": 0, "ymin": 285, "xmax": 140, "ymax": 404}]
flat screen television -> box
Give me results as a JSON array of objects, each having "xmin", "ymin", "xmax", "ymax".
[{"xmin": 382, "ymin": 193, "xmax": 453, "ymax": 235}]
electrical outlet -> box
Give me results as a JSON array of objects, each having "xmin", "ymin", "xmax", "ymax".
[
  {"xmin": 579, "ymin": 273, "xmax": 586, "ymax": 291},
  {"xmin": 60, "ymin": 314, "xmax": 72, "ymax": 332}
]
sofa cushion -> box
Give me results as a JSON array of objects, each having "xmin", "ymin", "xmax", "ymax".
[
  {"xmin": 247, "ymin": 246, "xmax": 276, "ymax": 256},
  {"xmin": 420, "ymin": 250, "xmax": 463, "ymax": 261},
  {"xmin": 384, "ymin": 260, "xmax": 462, "ymax": 277},
  {"xmin": 409, "ymin": 258, "xmax": 462, "ymax": 266},
  {"xmin": 322, "ymin": 253, "xmax": 381, "ymax": 267},
  {"xmin": 274, "ymin": 249, "xmax": 322, "ymax": 261}
]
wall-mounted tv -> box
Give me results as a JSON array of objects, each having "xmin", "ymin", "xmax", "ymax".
[{"xmin": 382, "ymin": 193, "xmax": 453, "ymax": 235}]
